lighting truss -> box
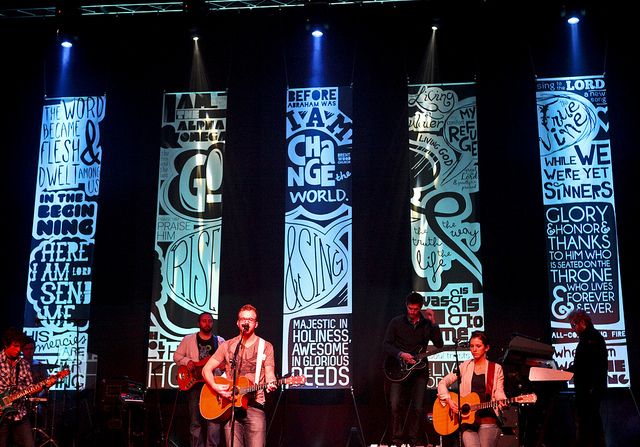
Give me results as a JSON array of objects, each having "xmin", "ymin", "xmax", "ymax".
[{"xmin": 0, "ymin": 0, "xmax": 420, "ymax": 19}]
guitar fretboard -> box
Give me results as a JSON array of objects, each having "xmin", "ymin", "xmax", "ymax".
[
  {"xmin": 238, "ymin": 379, "xmax": 288, "ymax": 394},
  {"xmin": 6, "ymin": 380, "xmax": 46, "ymax": 403},
  {"xmin": 471, "ymin": 397, "xmax": 516, "ymax": 411}
]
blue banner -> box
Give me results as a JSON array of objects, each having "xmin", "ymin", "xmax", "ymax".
[
  {"xmin": 536, "ymin": 75, "xmax": 630, "ymax": 387},
  {"xmin": 24, "ymin": 96, "xmax": 106, "ymax": 390},
  {"xmin": 283, "ymin": 87, "xmax": 353, "ymax": 389},
  {"xmin": 147, "ymin": 92, "xmax": 226, "ymax": 389}
]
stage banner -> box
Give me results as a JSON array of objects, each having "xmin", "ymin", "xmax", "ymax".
[
  {"xmin": 283, "ymin": 87, "xmax": 353, "ymax": 389},
  {"xmin": 408, "ymin": 83, "xmax": 482, "ymax": 387},
  {"xmin": 536, "ymin": 75, "xmax": 629, "ymax": 387},
  {"xmin": 147, "ymin": 92, "xmax": 226, "ymax": 388},
  {"xmin": 23, "ymin": 96, "xmax": 106, "ymax": 391}
]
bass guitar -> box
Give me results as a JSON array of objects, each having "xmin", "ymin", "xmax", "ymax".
[
  {"xmin": 199, "ymin": 375, "xmax": 306, "ymax": 421},
  {"xmin": 176, "ymin": 357, "xmax": 210, "ymax": 391},
  {"xmin": 432, "ymin": 391, "xmax": 537, "ymax": 435},
  {"xmin": 0, "ymin": 368, "xmax": 70, "ymax": 422},
  {"xmin": 383, "ymin": 345, "xmax": 464, "ymax": 382}
]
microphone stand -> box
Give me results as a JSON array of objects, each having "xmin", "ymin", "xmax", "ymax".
[
  {"xmin": 229, "ymin": 327, "xmax": 247, "ymax": 447},
  {"xmin": 452, "ymin": 338, "xmax": 463, "ymax": 447},
  {"xmin": 34, "ymin": 317, "xmax": 87, "ymax": 447}
]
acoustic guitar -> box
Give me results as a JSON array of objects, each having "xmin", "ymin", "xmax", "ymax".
[
  {"xmin": 199, "ymin": 375, "xmax": 305, "ymax": 421},
  {"xmin": 176, "ymin": 357, "xmax": 210, "ymax": 391},
  {"xmin": 432, "ymin": 391, "xmax": 537, "ymax": 435},
  {"xmin": 0, "ymin": 368, "xmax": 70, "ymax": 422}
]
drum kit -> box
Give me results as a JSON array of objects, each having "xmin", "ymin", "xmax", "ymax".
[{"xmin": 28, "ymin": 363, "xmax": 60, "ymax": 447}]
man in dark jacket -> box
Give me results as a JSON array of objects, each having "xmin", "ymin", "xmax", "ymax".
[
  {"xmin": 568, "ymin": 309, "xmax": 608, "ymax": 447},
  {"xmin": 383, "ymin": 291, "xmax": 443, "ymax": 446}
]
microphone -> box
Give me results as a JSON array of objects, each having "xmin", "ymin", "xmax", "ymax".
[{"xmin": 242, "ymin": 323, "xmax": 249, "ymax": 332}]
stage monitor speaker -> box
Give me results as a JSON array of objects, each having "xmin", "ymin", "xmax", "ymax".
[{"xmin": 500, "ymin": 406, "xmax": 519, "ymax": 429}]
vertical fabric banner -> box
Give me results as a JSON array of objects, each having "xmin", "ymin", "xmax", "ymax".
[
  {"xmin": 24, "ymin": 96, "xmax": 106, "ymax": 390},
  {"xmin": 408, "ymin": 83, "xmax": 482, "ymax": 387},
  {"xmin": 147, "ymin": 92, "xmax": 226, "ymax": 388},
  {"xmin": 283, "ymin": 87, "xmax": 353, "ymax": 389},
  {"xmin": 536, "ymin": 75, "xmax": 630, "ymax": 387}
]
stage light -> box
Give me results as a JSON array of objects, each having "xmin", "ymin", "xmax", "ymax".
[
  {"xmin": 56, "ymin": 28, "xmax": 77, "ymax": 48},
  {"xmin": 560, "ymin": 4, "xmax": 585, "ymax": 25},
  {"xmin": 306, "ymin": 23, "xmax": 328, "ymax": 38}
]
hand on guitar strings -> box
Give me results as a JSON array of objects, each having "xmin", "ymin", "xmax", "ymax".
[
  {"xmin": 212, "ymin": 381, "xmax": 233, "ymax": 399},
  {"xmin": 399, "ymin": 352, "xmax": 417, "ymax": 365}
]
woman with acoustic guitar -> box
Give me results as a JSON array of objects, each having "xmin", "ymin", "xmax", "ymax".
[{"xmin": 436, "ymin": 331, "xmax": 507, "ymax": 447}]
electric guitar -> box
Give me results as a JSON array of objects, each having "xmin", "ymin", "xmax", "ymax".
[
  {"xmin": 383, "ymin": 345, "xmax": 464, "ymax": 382},
  {"xmin": 199, "ymin": 375, "xmax": 306, "ymax": 421},
  {"xmin": 176, "ymin": 357, "xmax": 210, "ymax": 391},
  {"xmin": 432, "ymin": 392, "xmax": 537, "ymax": 435},
  {"xmin": 0, "ymin": 368, "xmax": 70, "ymax": 422}
]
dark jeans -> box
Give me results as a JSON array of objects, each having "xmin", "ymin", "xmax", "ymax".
[
  {"xmin": 388, "ymin": 373, "xmax": 428, "ymax": 444},
  {"xmin": 0, "ymin": 416, "xmax": 34, "ymax": 447},
  {"xmin": 188, "ymin": 384, "xmax": 222, "ymax": 447},
  {"xmin": 575, "ymin": 393, "xmax": 605, "ymax": 447}
]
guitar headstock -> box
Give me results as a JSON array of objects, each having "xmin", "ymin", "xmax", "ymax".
[
  {"xmin": 282, "ymin": 375, "xmax": 306, "ymax": 386},
  {"xmin": 514, "ymin": 393, "xmax": 537, "ymax": 405},
  {"xmin": 45, "ymin": 368, "xmax": 70, "ymax": 387}
]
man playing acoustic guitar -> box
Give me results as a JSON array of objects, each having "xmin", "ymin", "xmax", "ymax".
[
  {"xmin": 201, "ymin": 304, "xmax": 277, "ymax": 447},
  {"xmin": 174, "ymin": 312, "xmax": 226, "ymax": 447}
]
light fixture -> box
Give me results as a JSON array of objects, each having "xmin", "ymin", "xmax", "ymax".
[
  {"xmin": 56, "ymin": 27, "xmax": 78, "ymax": 48},
  {"xmin": 306, "ymin": 21, "xmax": 328, "ymax": 38},
  {"xmin": 55, "ymin": 0, "xmax": 80, "ymax": 48},
  {"xmin": 560, "ymin": 4, "xmax": 586, "ymax": 25}
]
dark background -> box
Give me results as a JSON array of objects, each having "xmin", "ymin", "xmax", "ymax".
[{"xmin": 2, "ymin": 1, "xmax": 638, "ymax": 446}]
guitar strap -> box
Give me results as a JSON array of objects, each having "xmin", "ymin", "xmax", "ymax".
[
  {"xmin": 254, "ymin": 337, "xmax": 265, "ymax": 384},
  {"xmin": 485, "ymin": 361, "xmax": 495, "ymax": 398}
]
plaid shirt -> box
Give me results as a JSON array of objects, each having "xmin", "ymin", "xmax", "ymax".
[{"xmin": 0, "ymin": 350, "xmax": 33, "ymax": 421}]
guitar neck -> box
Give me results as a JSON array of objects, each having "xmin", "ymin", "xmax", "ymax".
[
  {"xmin": 6, "ymin": 380, "xmax": 47, "ymax": 403},
  {"xmin": 470, "ymin": 397, "xmax": 514, "ymax": 411},
  {"xmin": 238, "ymin": 378, "xmax": 287, "ymax": 394},
  {"xmin": 416, "ymin": 345, "xmax": 452, "ymax": 360}
]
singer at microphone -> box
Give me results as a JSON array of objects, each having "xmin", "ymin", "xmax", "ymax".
[{"xmin": 200, "ymin": 304, "xmax": 278, "ymax": 447}]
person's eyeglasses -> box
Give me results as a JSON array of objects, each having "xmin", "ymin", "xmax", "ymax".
[{"xmin": 239, "ymin": 318, "xmax": 256, "ymax": 323}]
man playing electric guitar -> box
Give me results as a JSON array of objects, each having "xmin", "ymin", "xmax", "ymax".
[
  {"xmin": 383, "ymin": 292, "xmax": 443, "ymax": 446},
  {"xmin": 0, "ymin": 327, "xmax": 34, "ymax": 447},
  {"xmin": 174, "ymin": 312, "xmax": 225, "ymax": 447}
]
